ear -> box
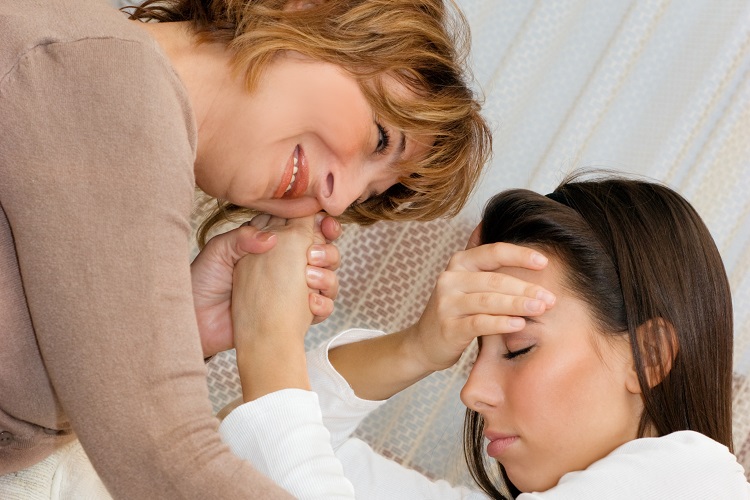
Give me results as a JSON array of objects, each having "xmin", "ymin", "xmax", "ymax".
[
  {"xmin": 465, "ymin": 222, "xmax": 482, "ymax": 250},
  {"xmin": 284, "ymin": 0, "xmax": 324, "ymax": 12},
  {"xmin": 625, "ymin": 318, "xmax": 678, "ymax": 394}
]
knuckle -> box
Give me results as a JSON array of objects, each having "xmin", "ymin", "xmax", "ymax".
[
  {"xmin": 477, "ymin": 293, "xmax": 492, "ymax": 308},
  {"xmin": 486, "ymin": 272, "xmax": 506, "ymax": 289},
  {"xmin": 468, "ymin": 314, "xmax": 485, "ymax": 332},
  {"xmin": 446, "ymin": 252, "xmax": 465, "ymax": 270}
]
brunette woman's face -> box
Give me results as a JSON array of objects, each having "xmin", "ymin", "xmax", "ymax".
[
  {"xmin": 460, "ymin": 258, "xmax": 644, "ymax": 493},
  {"xmin": 194, "ymin": 52, "xmax": 428, "ymax": 218}
]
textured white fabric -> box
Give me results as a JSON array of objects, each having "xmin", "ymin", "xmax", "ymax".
[
  {"xmin": 0, "ymin": 440, "xmax": 112, "ymax": 500},
  {"xmin": 220, "ymin": 329, "xmax": 750, "ymax": 499},
  {"xmin": 219, "ymin": 390, "xmax": 355, "ymax": 499}
]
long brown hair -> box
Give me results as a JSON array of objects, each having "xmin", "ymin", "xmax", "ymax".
[
  {"xmin": 126, "ymin": 0, "xmax": 492, "ymax": 245},
  {"xmin": 464, "ymin": 173, "xmax": 734, "ymax": 498}
]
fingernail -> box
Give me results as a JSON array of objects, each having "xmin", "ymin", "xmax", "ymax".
[
  {"xmin": 531, "ymin": 252, "xmax": 548, "ymax": 266},
  {"xmin": 536, "ymin": 290, "xmax": 556, "ymax": 306},
  {"xmin": 306, "ymin": 267, "xmax": 324, "ymax": 281},
  {"xmin": 309, "ymin": 245, "xmax": 325, "ymax": 262},
  {"xmin": 311, "ymin": 293, "xmax": 323, "ymax": 306},
  {"xmin": 525, "ymin": 299, "xmax": 544, "ymax": 313},
  {"xmin": 255, "ymin": 231, "xmax": 275, "ymax": 242},
  {"xmin": 315, "ymin": 213, "xmax": 325, "ymax": 226},
  {"xmin": 508, "ymin": 317, "xmax": 525, "ymax": 329}
]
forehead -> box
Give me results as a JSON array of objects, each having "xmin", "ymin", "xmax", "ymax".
[{"xmin": 497, "ymin": 255, "xmax": 567, "ymax": 293}]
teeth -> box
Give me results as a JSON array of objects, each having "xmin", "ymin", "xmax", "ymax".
[
  {"xmin": 285, "ymin": 173, "xmax": 296, "ymax": 193},
  {"xmin": 286, "ymin": 147, "xmax": 299, "ymax": 193}
]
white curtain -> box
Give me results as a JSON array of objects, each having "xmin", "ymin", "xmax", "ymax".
[{"xmin": 197, "ymin": 0, "xmax": 750, "ymax": 484}]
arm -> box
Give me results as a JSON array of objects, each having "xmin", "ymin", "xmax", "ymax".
[
  {"xmin": 0, "ymin": 39, "xmax": 289, "ymax": 499},
  {"xmin": 329, "ymin": 241, "xmax": 557, "ymax": 400},
  {"xmin": 193, "ymin": 213, "xmax": 342, "ymax": 358}
]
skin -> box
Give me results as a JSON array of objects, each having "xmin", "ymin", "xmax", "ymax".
[
  {"xmin": 135, "ymin": 22, "xmax": 428, "ymax": 219},
  {"xmin": 227, "ymin": 221, "xmax": 558, "ymax": 406},
  {"xmin": 132, "ymin": 18, "xmax": 431, "ymax": 356},
  {"xmin": 134, "ymin": 18, "xmax": 412, "ymax": 355},
  {"xmin": 460, "ymin": 259, "xmax": 645, "ymax": 492},
  {"xmin": 193, "ymin": 215, "xmax": 341, "ymax": 357}
]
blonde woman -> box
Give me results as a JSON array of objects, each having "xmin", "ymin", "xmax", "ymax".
[{"xmin": 0, "ymin": 0, "xmax": 490, "ymax": 498}]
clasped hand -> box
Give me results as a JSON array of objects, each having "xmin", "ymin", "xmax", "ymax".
[{"xmin": 191, "ymin": 213, "xmax": 340, "ymax": 358}]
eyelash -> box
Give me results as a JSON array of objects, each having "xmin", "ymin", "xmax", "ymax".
[
  {"xmin": 376, "ymin": 123, "xmax": 390, "ymax": 154},
  {"xmin": 503, "ymin": 345, "xmax": 535, "ymax": 360}
]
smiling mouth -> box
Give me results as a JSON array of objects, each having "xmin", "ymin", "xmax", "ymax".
[
  {"xmin": 273, "ymin": 145, "xmax": 305, "ymax": 199},
  {"xmin": 284, "ymin": 147, "xmax": 300, "ymax": 194}
]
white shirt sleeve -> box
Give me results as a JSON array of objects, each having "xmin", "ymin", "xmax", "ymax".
[
  {"xmin": 219, "ymin": 328, "xmax": 488, "ymax": 499},
  {"xmin": 221, "ymin": 329, "xmax": 750, "ymax": 500},
  {"xmin": 305, "ymin": 329, "xmax": 390, "ymax": 449},
  {"xmin": 219, "ymin": 388, "xmax": 486, "ymax": 500}
]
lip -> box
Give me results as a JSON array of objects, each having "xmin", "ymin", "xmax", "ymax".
[
  {"xmin": 485, "ymin": 432, "xmax": 519, "ymax": 458},
  {"xmin": 273, "ymin": 145, "xmax": 309, "ymax": 200}
]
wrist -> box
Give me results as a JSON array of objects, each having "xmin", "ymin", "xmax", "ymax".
[
  {"xmin": 399, "ymin": 323, "xmax": 441, "ymax": 375},
  {"xmin": 236, "ymin": 338, "xmax": 309, "ymax": 402}
]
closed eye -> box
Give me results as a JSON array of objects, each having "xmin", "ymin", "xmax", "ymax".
[{"xmin": 503, "ymin": 345, "xmax": 535, "ymax": 360}]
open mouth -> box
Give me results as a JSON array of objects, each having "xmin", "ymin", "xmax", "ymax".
[
  {"xmin": 273, "ymin": 145, "xmax": 303, "ymax": 199},
  {"xmin": 284, "ymin": 147, "xmax": 300, "ymax": 194}
]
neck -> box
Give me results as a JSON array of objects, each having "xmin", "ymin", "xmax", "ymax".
[{"xmin": 131, "ymin": 21, "xmax": 236, "ymax": 153}]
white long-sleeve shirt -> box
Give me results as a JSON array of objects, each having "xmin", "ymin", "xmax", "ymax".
[{"xmin": 220, "ymin": 329, "xmax": 750, "ymax": 499}]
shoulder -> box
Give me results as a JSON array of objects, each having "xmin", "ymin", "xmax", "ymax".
[
  {"xmin": 0, "ymin": 0, "xmax": 196, "ymax": 159},
  {"xmin": 524, "ymin": 432, "xmax": 749, "ymax": 500}
]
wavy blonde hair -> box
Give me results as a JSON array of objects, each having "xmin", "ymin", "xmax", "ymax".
[{"xmin": 128, "ymin": 0, "xmax": 492, "ymax": 246}]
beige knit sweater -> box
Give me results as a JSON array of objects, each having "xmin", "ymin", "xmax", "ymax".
[{"xmin": 0, "ymin": 0, "xmax": 290, "ymax": 497}]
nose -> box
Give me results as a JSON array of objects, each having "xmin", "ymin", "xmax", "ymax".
[
  {"xmin": 319, "ymin": 170, "xmax": 365, "ymax": 217},
  {"xmin": 319, "ymin": 160, "xmax": 398, "ymax": 217},
  {"xmin": 460, "ymin": 353, "xmax": 504, "ymax": 413}
]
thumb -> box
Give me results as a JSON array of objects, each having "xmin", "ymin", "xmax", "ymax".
[
  {"xmin": 285, "ymin": 214, "xmax": 324, "ymax": 245},
  {"xmin": 229, "ymin": 224, "xmax": 278, "ymax": 261}
]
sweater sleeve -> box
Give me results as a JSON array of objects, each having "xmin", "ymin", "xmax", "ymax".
[{"xmin": 0, "ymin": 38, "xmax": 289, "ymax": 499}]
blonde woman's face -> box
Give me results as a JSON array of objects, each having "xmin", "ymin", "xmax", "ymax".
[
  {"xmin": 194, "ymin": 51, "xmax": 427, "ymax": 218},
  {"xmin": 460, "ymin": 258, "xmax": 644, "ymax": 493}
]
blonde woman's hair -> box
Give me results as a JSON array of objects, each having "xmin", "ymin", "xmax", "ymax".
[{"xmin": 128, "ymin": 0, "xmax": 492, "ymax": 246}]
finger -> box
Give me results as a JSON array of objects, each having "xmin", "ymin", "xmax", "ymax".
[
  {"xmin": 285, "ymin": 214, "xmax": 316, "ymax": 231},
  {"xmin": 204, "ymin": 225, "xmax": 278, "ymax": 266},
  {"xmin": 465, "ymin": 222, "xmax": 482, "ymax": 250},
  {"xmin": 306, "ymin": 266, "xmax": 339, "ymax": 300},
  {"xmin": 264, "ymin": 215, "xmax": 288, "ymax": 228},
  {"xmin": 320, "ymin": 215, "xmax": 342, "ymax": 243},
  {"xmin": 439, "ymin": 270, "xmax": 556, "ymax": 306},
  {"xmin": 455, "ymin": 291, "xmax": 549, "ymax": 318},
  {"xmin": 310, "ymin": 293, "xmax": 334, "ymax": 323},
  {"xmin": 449, "ymin": 313, "xmax": 528, "ymax": 338},
  {"xmin": 246, "ymin": 213, "xmax": 272, "ymax": 229},
  {"xmin": 447, "ymin": 242, "xmax": 548, "ymax": 273},
  {"xmin": 308, "ymin": 243, "xmax": 340, "ymax": 271}
]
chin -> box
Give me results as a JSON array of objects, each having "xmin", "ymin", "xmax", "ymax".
[
  {"xmin": 503, "ymin": 467, "xmax": 559, "ymax": 495},
  {"xmin": 248, "ymin": 201, "xmax": 323, "ymax": 219}
]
